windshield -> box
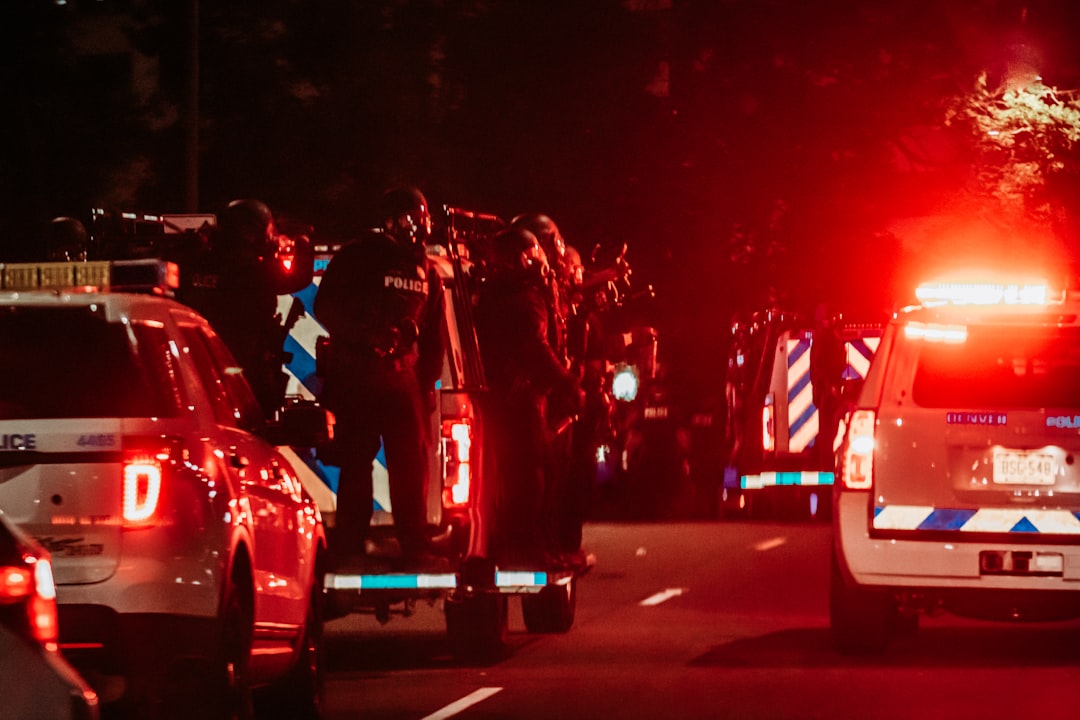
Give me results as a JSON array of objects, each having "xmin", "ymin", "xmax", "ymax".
[
  {"xmin": 0, "ymin": 305, "xmax": 184, "ymax": 419},
  {"xmin": 911, "ymin": 324, "xmax": 1080, "ymax": 409}
]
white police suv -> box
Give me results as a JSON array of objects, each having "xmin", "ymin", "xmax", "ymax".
[
  {"xmin": 832, "ymin": 276, "xmax": 1080, "ymax": 654},
  {"xmin": 0, "ymin": 259, "xmax": 328, "ymax": 717}
]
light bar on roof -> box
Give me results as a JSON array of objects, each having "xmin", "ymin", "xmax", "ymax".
[
  {"xmin": 903, "ymin": 321, "xmax": 968, "ymax": 343},
  {"xmin": 915, "ymin": 280, "xmax": 1050, "ymax": 306},
  {"xmin": 0, "ymin": 259, "xmax": 178, "ymax": 295}
]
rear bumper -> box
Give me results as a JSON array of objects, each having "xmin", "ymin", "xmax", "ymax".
[
  {"xmin": 58, "ymin": 605, "xmax": 219, "ymax": 704},
  {"xmin": 835, "ymin": 492, "xmax": 1080, "ymax": 590}
]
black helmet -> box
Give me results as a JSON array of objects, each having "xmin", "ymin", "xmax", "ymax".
[
  {"xmin": 490, "ymin": 226, "xmax": 549, "ymax": 279},
  {"xmin": 380, "ymin": 186, "xmax": 432, "ymax": 246},
  {"xmin": 46, "ymin": 216, "xmax": 88, "ymax": 261},
  {"xmin": 564, "ymin": 243, "xmax": 585, "ymax": 287},
  {"xmin": 511, "ymin": 213, "xmax": 566, "ymax": 274},
  {"xmin": 220, "ymin": 198, "xmax": 274, "ymax": 249}
]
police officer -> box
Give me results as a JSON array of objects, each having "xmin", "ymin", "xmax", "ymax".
[
  {"xmin": 179, "ymin": 198, "xmax": 313, "ymax": 418},
  {"xmin": 511, "ymin": 213, "xmax": 571, "ymax": 360},
  {"xmin": 811, "ymin": 303, "xmax": 846, "ymax": 459},
  {"xmin": 313, "ymin": 186, "xmax": 445, "ymax": 568},
  {"xmin": 560, "ymin": 244, "xmax": 612, "ymax": 558},
  {"xmin": 475, "ymin": 226, "xmax": 581, "ymax": 566}
]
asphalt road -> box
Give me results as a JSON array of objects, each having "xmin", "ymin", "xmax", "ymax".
[{"xmin": 321, "ymin": 520, "xmax": 1080, "ymax": 720}]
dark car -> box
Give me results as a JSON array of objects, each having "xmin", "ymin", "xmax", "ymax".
[{"xmin": 0, "ymin": 509, "xmax": 100, "ymax": 719}]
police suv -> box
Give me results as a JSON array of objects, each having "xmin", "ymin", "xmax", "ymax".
[
  {"xmin": 832, "ymin": 276, "xmax": 1080, "ymax": 654},
  {"xmin": 0, "ymin": 259, "xmax": 329, "ymax": 716}
]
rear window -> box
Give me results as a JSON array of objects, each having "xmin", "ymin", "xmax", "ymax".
[
  {"xmin": 911, "ymin": 324, "xmax": 1080, "ymax": 409},
  {"xmin": 0, "ymin": 305, "xmax": 184, "ymax": 419}
]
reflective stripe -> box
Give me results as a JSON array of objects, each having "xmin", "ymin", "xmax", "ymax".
[
  {"xmin": 741, "ymin": 471, "xmax": 834, "ymax": 489},
  {"xmin": 279, "ymin": 278, "xmax": 324, "ymax": 399},
  {"xmin": 873, "ymin": 506, "xmax": 1080, "ymax": 534},
  {"xmin": 843, "ymin": 336, "xmax": 879, "ymax": 380},
  {"xmin": 787, "ymin": 338, "xmax": 817, "ymax": 452},
  {"xmin": 326, "ymin": 573, "xmax": 457, "ymax": 590},
  {"xmin": 495, "ymin": 571, "xmax": 547, "ymax": 587}
]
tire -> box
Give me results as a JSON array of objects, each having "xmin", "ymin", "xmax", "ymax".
[
  {"xmin": 257, "ymin": 566, "xmax": 325, "ymax": 719},
  {"xmin": 522, "ymin": 578, "xmax": 576, "ymax": 633},
  {"xmin": 829, "ymin": 551, "xmax": 892, "ymax": 655},
  {"xmin": 445, "ymin": 593, "xmax": 509, "ymax": 662},
  {"xmin": 214, "ymin": 579, "xmax": 256, "ymax": 720}
]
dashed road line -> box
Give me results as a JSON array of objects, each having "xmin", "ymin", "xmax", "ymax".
[
  {"xmin": 639, "ymin": 587, "xmax": 688, "ymax": 606},
  {"xmin": 754, "ymin": 536, "xmax": 787, "ymax": 552},
  {"xmin": 421, "ymin": 687, "xmax": 503, "ymax": 720}
]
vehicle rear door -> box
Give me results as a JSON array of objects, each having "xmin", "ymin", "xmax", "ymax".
[
  {"xmin": 872, "ymin": 317, "xmax": 1080, "ymax": 540},
  {"xmin": 0, "ymin": 303, "xmax": 187, "ymax": 585}
]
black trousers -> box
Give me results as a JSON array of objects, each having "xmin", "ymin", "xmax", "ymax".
[{"xmin": 323, "ymin": 355, "xmax": 430, "ymax": 557}]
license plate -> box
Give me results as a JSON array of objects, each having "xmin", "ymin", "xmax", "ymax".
[{"xmin": 992, "ymin": 450, "xmax": 1056, "ymax": 485}]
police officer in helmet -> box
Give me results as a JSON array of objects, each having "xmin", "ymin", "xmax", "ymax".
[
  {"xmin": 475, "ymin": 225, "xmax": 581, "ymax": 565},
  {"xmin": 179, "ymin": 198, "xmax": 313, "ymax": 418},
  {"xmin": 313, "ymin": 185, "xmax": 445, "ymax": 569}
]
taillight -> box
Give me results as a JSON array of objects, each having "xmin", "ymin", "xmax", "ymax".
[
  {"xmin": 761, "ymin": 395, "xmax": 776, "ymax": 453},
  {"xmin": 0, "ymin": 565, "xmax": 32, "ymax": 601},
  {"xmin": 841, "ymin": 409, "xmax": 876, "ymax": 490},
  {"xmin": 123, "ymin": 437, "xmax": 176, "ymax": 527},
  {"xmin": 29, "ymin": 558, "xmax": 58, "ymax": 649},
  {"xmin": 441, "ymin": 419, "xmax": 472, "ymax": 508},
  {"xmin": 1, "ymin": 556, "xmax": 59, "ymax": 650}
]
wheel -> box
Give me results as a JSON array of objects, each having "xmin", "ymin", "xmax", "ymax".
[
  {"xmin": 257, "ymin": 564, "xmax": 325, "ymax": 719},
  {"xmin": 212, "ymin": 578, "xmax": 256, "ymax": 720},
  {"xmin": 829, "ymin": 551, "xmax": 892, "ymax": 655},
  {"xmin": 445, "ymin": 593, "xmax": 508, "ymax": 662},
  {"xmin": 522, "ymin": 578, "xmax": 576, "ymax": 633}
]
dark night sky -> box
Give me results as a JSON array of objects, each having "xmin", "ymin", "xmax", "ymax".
[{"xmin": 5, "ymin": 0, "xmax": 1080, "ymax": 400}]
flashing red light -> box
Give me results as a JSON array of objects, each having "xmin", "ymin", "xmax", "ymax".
[{"xmin": 915, "ymin": 279, "xmax": 1051, "ymax": 306}]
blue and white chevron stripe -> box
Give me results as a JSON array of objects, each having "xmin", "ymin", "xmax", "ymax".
[
  {"xmin": 277, "ymin": 279, "xmax": 392, "ymax": 514},
  {"xmin": 787, "ymin": 337, "xmax": 817, "ymax": 452},
  {"xmin": 843, "ymin": 336, "xmax": 879, "ymax": 380},
  {"xmin": 874, "ymin": 505, "xmax": 1080, "ymax": 534}
]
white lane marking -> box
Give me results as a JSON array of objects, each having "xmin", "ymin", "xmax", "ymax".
[
  {"xmin": 639, "ymin": 587, "xmax": 688, "ymax": 606},
  {"xmin": 422, "ymin": 687, "xmax": 503, "ymax": 720},
  {"xmin": 754, "ymin": 536, "xmax": 787, "ymax": 552}
]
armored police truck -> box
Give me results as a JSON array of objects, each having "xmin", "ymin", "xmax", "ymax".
[
  {"xmin": 721, "ymin": 307, "xmax": 882, "ymax": 520},
  {"xmin": 279, "ymin": 207, "xmax": 590, "ymax": 659}
]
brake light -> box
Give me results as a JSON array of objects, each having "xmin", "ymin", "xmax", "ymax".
[
  {"xmin": 761, "ymin": 395, "xmax": 775, "ymax": 453},
  {"xmin": 0, "ymin": 565, "xmax": 32, "ymax": 601},
  {"xmin": 29, "ymin": 558, "xmax": 58, "ymax": 648},
  {"xmin": 841, "ymin": 410, "xmax": 876, "ymax": 490},
  {"xmin": 441, "ymin": 419, "xmax": 472, "ymax": 508},
  {"xmin": 1, "ymin": 557, "xmax": 58, "ymax": 650},
  {"xmin": 123, "ymin": 444, "xmax": 170, "ymax": 526}
]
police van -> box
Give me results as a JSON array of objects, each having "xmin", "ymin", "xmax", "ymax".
[
  {"xmin": 721, "ymin": 308, "xmax": 882, "ymax": 519},
  {"xmin": 278, "ymin": 207, "xmax": 589, "ymax": 659},
  {"xmin": 832, "ymin": 275, "xmax": 1080, "ymax": 654},
  {"xmin": 0, "ymin": 258, "xmax": 330, "ymax": 715}
]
